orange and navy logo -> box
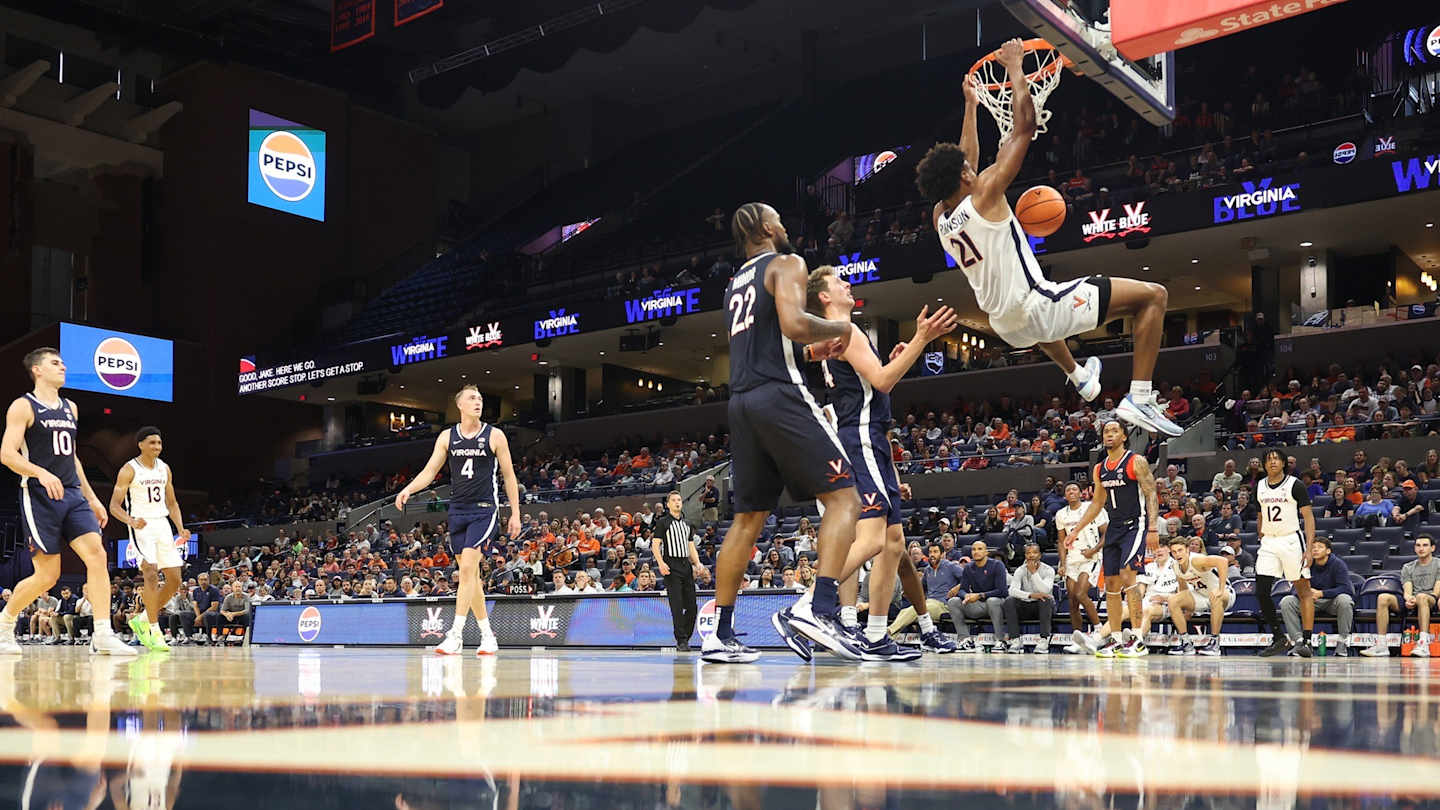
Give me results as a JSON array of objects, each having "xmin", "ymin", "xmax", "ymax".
[
  {"xmin": 826, "ymin": 459, "xmax": 851, "ymax": 484},
  {"xmin": 860, "ymin": 493, "xmax": 886, "ymax": 514},
  {"xmin": 1072, "ymin": 295, "xmax": 1087, "ymax": 310}
]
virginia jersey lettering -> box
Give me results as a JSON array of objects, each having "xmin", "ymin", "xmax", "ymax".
[
  {"xmin": 1095, "ymin": 451, "xmax": 1144, "ymax": 524},
  {"xmin": 125, "ymin": 458, "xmax": 171, "ymax": 519},
  {"xmin": 20, "ymin": 395, "xmax": 79, "ymax": 490},
  {"xmin": 727, "ymin": 252, "xmax": 804, "ymax": 392},
  {"xmin": 449, "ymin": 424, "xmax": 497, "ymax": 505}
]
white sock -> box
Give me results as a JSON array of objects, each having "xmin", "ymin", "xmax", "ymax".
[
  {"xmin": 450, "ymin": 614, "xmax": 467, "ymax": 636},
  {"xmin": 1129, "ymin": 380, "xmax": 1153, "ymax": 401},
  {"xmin": 94, "ymin": 619, "xmax": 112, "ymax": 636},
  {"xmin": 1067, "ymin": 362, "xmax": 1092, "ymax": 386},
  {"xmin": 840, "ymin": 605, "xmax": 858, "ymax": 628},
  {"xmin": 478, "ymin": 618, "xmax": 493, "ymax": 638},
  {"xmin": 865, "ymin": 614, "xmax": 889, "ymax": 642},
  {"xmin": 917, "ymin": 614, "xmax": 936, "ymax": 634},
  {"xmin": 149, "ymin": 621, "xmax": 161, "ymax": 634}
]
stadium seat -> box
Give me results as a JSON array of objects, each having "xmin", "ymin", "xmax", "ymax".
[
  {"xmin": 1230, "ymin": 579, "xmax": 1258, "ymax": 617},
  {"xmin": 1239, "ymin": 532, "xmax": 1258, "ymax": 546},
  {"xmin": 1242, "ymin": 520, "xmax": 1258, "ymax": 533},
  {"xmin": 1384, "ymin": 555, "xmax": 1416, "ymax": 571},
  {"xmin": 1314, "ymin": 517, "xmax": 1347, "ymax": 532},
  {"xmin": 1332, "ymin": 528, "xmax": 1365, "ymax": 547},
  {"xmin": 1042, "ymin": 552, "xmax": 1059, "ymax": 568},
  {"xmin": 1360, "ymin": 574, "xmax": 1403, "ymax": 609},
  {"xmin": 1341, "ymin": 555, "xmax": 1373, "ymax": 574},
  {"xmin": 1311, "ymin": 494, "xmax": 1333, "ymax": 511},
  {"xmin": 1369, "ymin": 526, "xmax": 1404, "ymax": 551},
  {"xmin": 1348, "ymin": 572, "xmax": 1366, "ymax": 593},
  {"xmin": 1356, "ymin": 541, "xmax": 1389, "ymax": 567},
  {"xmin": 1271, "ymin": 579, "xmax": 1294, "ymax": 599}
]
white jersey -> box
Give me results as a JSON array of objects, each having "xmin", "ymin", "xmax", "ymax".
[
  {"xmin": 1174, "ymin": 552, "xmax": 1224, "ymax": 595},
  {"xmin": 1139, "ymin": 558, "xmax": 1178, "ymax": 597},
  {"xmin": 936, "ymin": 195, "xmax": 1060, "ymax": 328},
  {"xmin": 1256, "ymin": 474, "xmax": 1306, "ymax": 537},
  {"xmin": 126, "ymin": 458, "xmax": 171, "ymax": 520},
  {"xmin": 1056, "ymin": 502, "xmax": 1106, "ymax": 562}
]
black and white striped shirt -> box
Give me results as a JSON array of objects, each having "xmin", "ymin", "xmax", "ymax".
[{"xmin": 653, "ymin": 513, "xmax": 695, "ymax": 560}]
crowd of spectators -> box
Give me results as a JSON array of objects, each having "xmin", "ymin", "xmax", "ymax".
[{"xmin": 1220, "ymin": 355, "xmax": 1440, "ymax": 449}]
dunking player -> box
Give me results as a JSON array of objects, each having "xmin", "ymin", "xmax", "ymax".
[
  {"xmin": 916, "ymin": 39, "xmax": 1180, "ymax": 436},
  {"xmin": 1054, "ymin": 482, "xmax": 1105, "ymax": 649},
  {"xmin": 771, "ymin": 265, "xmax": 960, "ymax": 661},
  {"xmin": 396, "ymin": 385, "xmax": 521, "ymax": 656},
  {"xmin": 1067, "ymin": 420, "xmax": 1160, "ymax": 657},
  {"xmin": 701, "ymin": 203, "xmax": 865, "ymax": 664},
  {"xmin": 109, "ymin": 427, "xmax": 190, "ymax": 652},
  {"xmin": 0, "ymin": 348, "xmax": 134, "ymax": 655},
  {"xmin": 1255, "ymin": 447, "xmax": 1318, "ymax": 657}
]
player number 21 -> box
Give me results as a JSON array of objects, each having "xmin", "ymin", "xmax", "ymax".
[
  {"xmin": 949, "ymin": 232, "xmax": 983, "ymax": 267},
  {"xmin": 728, "ymin": 287, "xmax": 756, "ymax": 336}
]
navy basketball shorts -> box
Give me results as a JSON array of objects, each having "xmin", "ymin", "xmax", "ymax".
[
  {"xmin": 728, "ymin": 383, "xmax": 854, "ymax": 514},
  {"xmin": 447, "ymin": 504, "xmax": 500, "ymax": 556},
  {"xmin": 20, "ymin": 485, "xmax": 101, "ymax": 554},
  {"xmin": 1101, "ymin": 518, "xmax": 1145, "ymax": 578},
  {"xmin": 842, "ymin": 426, "xmax": 901, "ymax": 526}
]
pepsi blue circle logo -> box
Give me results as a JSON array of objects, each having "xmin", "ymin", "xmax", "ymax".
[
  {"xmin": 1429, "ymin": 25, "xmax": 1440, "ymax": 58},
  {"xmin": 297, "ymin": 605, "xmax": 323, "ymax": 642},
  {"xmin": 94, "ymin": 337, "xmax": 141, "ymax": 391},
  {"xmin": 695, "ymin": 598, "xmax": 717, "ymax": 639},
  {"xmin": 258, "ymin": 132, "xmax": 317, "ymax": 202},
  {"xmin": 1332, "ymin": 142, "xmax": 1356, "ymax": 164}
]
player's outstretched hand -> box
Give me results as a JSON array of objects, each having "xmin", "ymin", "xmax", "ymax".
[
  {"xmin": 915, "ymin": 305, "xmax": 959, "ymax": 342},
  {"xmin": 998, "ymin": 38, "xmax": 1025, "ymax": 72},
  {"xmin": 395, "ymin": 490, "xmax": 410, "ymax": 511},
  {"xmin": 963, "ymin": 73, "xmax": 980, "ymax": 106}
]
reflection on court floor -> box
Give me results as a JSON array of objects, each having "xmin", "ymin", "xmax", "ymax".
[{"xmin": 0, "ymin": 648, "xmax": 1437, "ymax": 809}]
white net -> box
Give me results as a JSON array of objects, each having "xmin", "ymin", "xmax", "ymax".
[{"xmin": 969, "ymin": 44, "xmax": 1065, "ymax": 143}]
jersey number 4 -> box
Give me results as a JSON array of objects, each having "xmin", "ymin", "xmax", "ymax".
[
  {"xmin": 728, "ymin": 287, "xmax": 756, "ymax": 336},
  {"xmin": 948, "ymin": 232, "xmax": 983, "ymax": 268},
  {"xmin": 460, "ymin": 458, "xmax": 475, "ymax": 479}
]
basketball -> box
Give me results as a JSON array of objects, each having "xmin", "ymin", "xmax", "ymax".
[{"xmin": 1015, "ymin": 185, "xmax": 1066, "ymax": 236}]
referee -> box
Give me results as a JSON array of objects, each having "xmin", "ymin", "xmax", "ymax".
[{"xmin": 654, "ymin": 490, "xmax": 702, "ymax": 651}]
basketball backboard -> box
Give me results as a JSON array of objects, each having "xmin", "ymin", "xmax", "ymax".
[{"xmin": 1001, "ymin": 0, "xmax": 1176, "ymax": 126}]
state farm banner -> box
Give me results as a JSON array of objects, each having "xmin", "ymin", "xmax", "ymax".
[{"xmin": 1111, "ymin": 0, "xmax": 1350, "ymax": 60}]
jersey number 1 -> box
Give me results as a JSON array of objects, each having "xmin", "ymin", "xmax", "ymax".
[{"xmin": 949, "ymin": 232, "xmax": 983, "ymax": 268}]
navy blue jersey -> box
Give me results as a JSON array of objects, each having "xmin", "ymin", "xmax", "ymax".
[
  {"xmin": 1095, "ymin": 450, "xmax": 1144, "ymax": 525},
  {"xmin": 727, "ymin": 252, "xmax": 805, "ymax": 393},
  {"xmin": 21, "ymin": 395, "xmax": 79, "ymax": 489},
  {"xmin": 821, "ymin": 333, "xmax": 892, "ymax": 430},
  {"xmin": 448, "ymin": 423, "xmax": 497, "ymax": 505}
]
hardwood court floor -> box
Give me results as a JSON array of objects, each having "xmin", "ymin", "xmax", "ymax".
[{"xmin": 0, "ymin": 646, "xmax": 1438, "ymax": 808}]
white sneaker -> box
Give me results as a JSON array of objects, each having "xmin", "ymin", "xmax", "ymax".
[
  {"xmin": 1115, "ymin": 393, "xmax": 1184, "ymax": 437},
  {"xmin": 1071, "ymin": 630, "xmax": 1097, "ymax": 654},
  {"xmin": 1413, "ymin": 638, "xmax": 1431, "ymax": 657},
  {"xmin": 1076, "ymin": 357, "xmax": 1102, "ymax": 402},
  {"xmin": 1359, "ymin": 643, "xmax": 1390, "ymax": 657},
  {"xmin": 89, "ymin": 632, "xmax": 139, "ymax": 656},
  {"xmin": 475, "ymin": 634, "xmax": 498, "ymax": 656},
  {"xmin": 0, "ymin": 620, "xmax": 19, "ymax": 655},
  {"xmin": 432, "ymin": 632, "xmax": 463, "ymax": 656}
]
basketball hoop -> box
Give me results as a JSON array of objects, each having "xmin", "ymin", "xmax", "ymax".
[{"xmin": 967, "ymin": 38, "xmax": 1072, "ymax": 143}]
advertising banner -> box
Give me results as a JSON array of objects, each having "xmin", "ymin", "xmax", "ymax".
[
  {"xmin": 59, "ymin": 322, "xmax": 174, "ymax": 402},
  {"xmin": 252, "ymin": 601, "xmax": 409, "ymax": 645},
  {"xmin": 248, "ymin": 109, "xmax": 327, "ymax": 221},
  {"xmin": 331, "ymin": 0, "xmax": 376, "ymax": 51}
]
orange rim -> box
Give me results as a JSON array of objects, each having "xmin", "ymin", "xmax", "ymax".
[{"xmin": 966, "ymin": 37, "xmax": 1073, "ymax": 91}]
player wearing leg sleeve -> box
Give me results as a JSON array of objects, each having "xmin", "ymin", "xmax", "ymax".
[
  {"xmin": 1254, "ymin": 448, "xmax": 1318, "ymax": 658},
  {"xmin": 109, "ymin": 427, "xmax": 189, "ymax": 652},
  {"xmin": 395, "ymin": 386, "xmax": 521, "ymax": 658},
  {"xmin": 918, "ymin": 41, "xmax": 1179, "ymax": 436},
  {"xmin": 1165, "ymin": 539, "xmax": 1233, "ymax": 656}
]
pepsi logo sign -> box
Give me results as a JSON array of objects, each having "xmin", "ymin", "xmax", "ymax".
[
  {"xmin": 297, "ymin": 605, "xmax": 323, "ymax": 642},
  {"xmin": 1430, "ymin": 25, "xmax": 1440, "ymax": 58},
  {"xmin": 258, "ymin": 131, "xmax": 317, "ymax": 202},
  {"xmin": 695, "ymin": 598, "xmax": 717, "ymax": 639},
  {"xmin": 1332, "ymin": 142, "xmax": 1356, "ymax": 165},
  {"xmin": 872, "ymin": 150, "xmax": 898, "ymax": 174},
  {"xmin": 94, "ymin": 337, "xmax": 141, "ymax": 391}
]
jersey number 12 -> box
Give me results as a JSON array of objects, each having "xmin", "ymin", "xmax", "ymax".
[{"xmin": 1266, "ymin": 504, "xmax": 1283, "ymax": 522}]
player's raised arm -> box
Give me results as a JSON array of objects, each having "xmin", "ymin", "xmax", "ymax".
[
  {"xmin": 960, "ymin": 74, "xmax": 982, "ymax": 176},
  {"xmin": 845, "ymin": 306, "xmax": 957, "ymax": 393},
  {"xmin": 395, "ymin": 430, "xmax": 451, "ymax": 511},
  {"xmin": 972, "ymin": 38, "xmax": 1034, "ymax": 220},
  {"xmin": 769, "ymin": 254, "xmax": 852, "ymax": 350}
]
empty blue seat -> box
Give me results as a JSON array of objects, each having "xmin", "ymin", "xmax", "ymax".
[
  {"xmin": 1231, "ymin": 578, "xmax": 1258, "ymax": 616},
  {"xmin": 1348, "ymin": 572, "xmax": 1366, "ymax": 593},
  {"xmin": 1311, "ymin": 494, "xmax": 1333, "ymax": 511},
  {"xmin": 1314, "ymin": 517, "xmax": 1347, "ymax": 532},
  {"xmin": 1341, "ymin": 554, "xmax": 1373, "ymax": 574},
  {"xmin": 1384, "ymin": 555, "xmax": 1416, "ymax": 571},
  {"xmin": 1369, "ymin": 526, "xmax": 1405, "ymax": 551},
  {"xmin": 1332, "ymin": 528, "xmax": 1365, "ymax": 547},
  {"xmin": 1327, "ymin": 539, "xmax": 1353, "ymax": 557},
  {"xmin": 1356, "ymin": 541, "xmax": 1389, "ymax": 567},
  {"xmin": 1271, "ymin": 579, "xmax": 1294, "ymax": 599}
]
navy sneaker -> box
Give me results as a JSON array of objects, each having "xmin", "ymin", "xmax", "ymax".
[
  {"xmin": 919, "ymin": 629, "xmax": 959, "ymax": 654},
  {"xmin": 858, "ymin": 636, "xmax": 922, "ymax": 662},
  {"xmin": 771, "ymin": 608, "xmax": 813, "ymax": 662},
  {"xmin": 700, "ymin": 632, "xmax": 760, "ymax": 664},
  {"xmin": 787, "ymin": 604, "xmax": 866, "ymax": 661}
]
